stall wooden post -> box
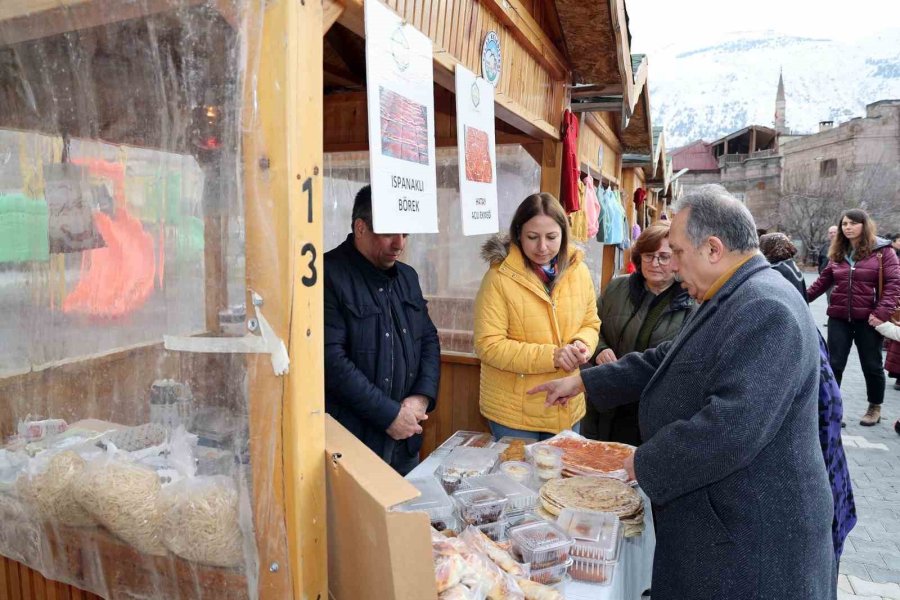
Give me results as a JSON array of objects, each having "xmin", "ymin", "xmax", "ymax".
[
  {"xmin": 540, "ymin": 140, "xmax": 563, "ymax": 198},
  {"xmin": 243, "ymin": 1, "xmax": 327, "ymax": 599}
]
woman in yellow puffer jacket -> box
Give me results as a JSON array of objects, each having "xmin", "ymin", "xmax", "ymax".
[{"xmin": 474, "ymin": 193, "xmax": 600, "ymax": 439}]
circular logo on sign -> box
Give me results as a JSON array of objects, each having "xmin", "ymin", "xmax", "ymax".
[
  {"xmin": 471, "ymin": 81, "xmax": 481, "ymax": 108},
  {"xmin": 391, "ymin": 25, "xmax": 410, "ymax": 72},
  {"xmin": 481, "ymin": 31, "xmax": 501, "ymax": 87}
]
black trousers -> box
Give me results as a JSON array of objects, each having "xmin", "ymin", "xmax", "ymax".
[{"xmin": 827, "ymin": 317, "xmax": 885, "ymax": 405}]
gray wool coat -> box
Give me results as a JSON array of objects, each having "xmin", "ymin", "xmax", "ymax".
[{"xmin": 582, "ymin": 254, "xmax": 835, "ymax": 600}]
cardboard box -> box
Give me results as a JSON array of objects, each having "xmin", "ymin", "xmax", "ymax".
[{"xmin": 325, "ymin": 416, "xmax": 438, "ymax": 600}]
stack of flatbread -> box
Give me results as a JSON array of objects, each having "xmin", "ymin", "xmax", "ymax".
[
  {"xmin": 542, "ymin": 437, "xmax": 636, "ymax": 485},
  {"xmin": 539, "ymin": 477, "xmax": 644, "ymax": 537}
]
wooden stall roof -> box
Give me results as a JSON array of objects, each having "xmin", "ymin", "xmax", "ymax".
[
  {"xmin": 622, "ymin": 124, "xmax": 665, "ymax": 179},
  {"xmin": 619, "ymin": 69, "xmax": 652, "ymax": 154},
  {"xmin": 553, "ymin": 0, "xmax": 642, "ymax": 115},
  {"xmin": 329, "ymin": 0, "xmax": 569, "ymax": 141}
]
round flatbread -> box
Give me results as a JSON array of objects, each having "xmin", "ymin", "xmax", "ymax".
[{"xmin": 540, "ymin": 476, "xmax": 642, "ymax": 517}]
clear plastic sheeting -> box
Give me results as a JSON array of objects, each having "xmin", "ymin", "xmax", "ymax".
[
  {"xmin": 324, "ymin": 145, "xmax": 610, "ymax": 353},
  {"xmin": 324, "ymin": 145, "xmax": 542, "ymax": 353},
  {"xmin": 0, "ymin": 2, "xmax": 273, "ymax": 599}
]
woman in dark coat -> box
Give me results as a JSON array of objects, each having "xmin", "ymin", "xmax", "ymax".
[
  {"xmin": 808, "ymin": 209, "xmax": 900, "ymax": 426},
  {"xmin": 760, "ymin": 232, "xmax": 856, "ymax": 568},
  {"xmin": 582, "ymin": 223, "xmax": 695, "ymax": 445}
]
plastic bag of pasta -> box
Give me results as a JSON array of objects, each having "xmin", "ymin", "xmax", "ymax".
[
  {"xmin": 17, "ymin": 450, "xmax": 97, "ymax": 527},
  {"xmin": 74, "ymin": 452, "xmax": 167, "ymax": 555},
  {"xmin": 158, "ymin": 475, "xmax": 244, "ymax": 567}
]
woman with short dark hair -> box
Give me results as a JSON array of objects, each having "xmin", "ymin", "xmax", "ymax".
[{"xmin": 759, "ymin": 232, "xmax": 806, "ymax": 300}]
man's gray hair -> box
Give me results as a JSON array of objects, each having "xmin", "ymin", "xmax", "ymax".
[{"xmin": 672, "ymin": 184, "xmax": 759, "ymax": 252}]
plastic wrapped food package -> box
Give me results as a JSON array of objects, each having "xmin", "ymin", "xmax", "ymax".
[
  {"xmin": 17, "ymin": 451, "xmax": 97, "ymax": 527},
  {"xmin": 499, "ymin": 461, "xmax": 534, "ymax": 485},
  {"xmin": 529, "ymin": 445, "xmax": 564, "ymax": 481},
  {"xmin": 462, "ymin": 473, "xmax": 539, "ymax": 514},
  {"xmin": 569, "ymin": 555, "xmax": 615, "ymax": 585},
  {"xmin": 452, "ymin": 487, "xmax": 508, "ymax": 526},
  {"xmin": 395, "ymin": 476, "xmax": 457, "ymax": 532},
  {"xmin": 158, "ymin": 475, "xmax": 244, "ymax": 567},
  {"xmin": 433, "ymin": 431, "xmax": 496, "ymax": 457},
  {"xmin": 507, "ymin": 521, "xmax": 573, "ymax": 569},
  {"xmin": 527, "ymin": 558, "xmax": 572, "ymax": 586},
  {"xmin": 73, "ymin": 454, "xmax": 167, "ymax": 556},
  {"xmin": 555, "ymin": 508, "xmax": 623, "ymax": 561},
  {"xmin": 440, "ymin": 446, "xmax": 502, "ymax": 480}
]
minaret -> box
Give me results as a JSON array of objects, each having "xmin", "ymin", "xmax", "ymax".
[{"xmin": 775, "ymin": 70, "xmax": 787, "ymax": 134}]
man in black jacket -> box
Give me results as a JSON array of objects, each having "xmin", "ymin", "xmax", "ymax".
[{"xmin": 324, "ymin": 186, "xmax": 441, "ymax": 475}]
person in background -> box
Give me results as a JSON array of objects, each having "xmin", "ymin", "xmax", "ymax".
[
  {"xmin": 474, "ymin": 192, "xmax": 599, "ymax": 440},
  {"xmin": 869, "ymin": 313, "xmax": 900, "ymax": 430},
  {"xmin": 323, "ymin": 185, "xmax": 441, "ymax": 475},
  {"xmin": 808, "ymin": 209, "xmax": 900, "ymax": 426},
  {"xmin": 892, "ymin": 233, "xmax": 900, "ymax": 259},
  {"xmin": 761, "ymin": 231, "xmax": 856, "ymax": 569},
  {"xmin": 818, "ymin": 225, "xmax": 839, "ymax": 324},
  {"xmin": 582, "ymin": 222, "xmax": 695, "ymax": 445},
  {"xmin": 819, "ymin": 225, "xmax": 839, "ymax": 274},
  {"xmin": 529, "ymin": 185, "xmax": 835, "ymax": 599},
  {"xmin": 759, "ymin": 233, "xmax": 806, "ymax": 300}
]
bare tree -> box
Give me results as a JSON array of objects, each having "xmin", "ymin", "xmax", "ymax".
[{"xmin": 777, "ymin": 157, "xmax": 900, "ymax": 264}]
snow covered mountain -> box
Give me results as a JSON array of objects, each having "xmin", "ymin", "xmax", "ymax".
[{"xmin": 648, "ymin": 29, "xmax": 900, "ymax": 148}]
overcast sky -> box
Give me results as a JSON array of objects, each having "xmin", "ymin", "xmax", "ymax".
[{"xmin": 627, "ymin": 0, "xmax": 899, "ymax": 53}]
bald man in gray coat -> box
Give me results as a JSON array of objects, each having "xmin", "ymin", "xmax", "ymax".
[{"xmin": 532, "ymin": 185, "xmax": 835, "ymax": 599}]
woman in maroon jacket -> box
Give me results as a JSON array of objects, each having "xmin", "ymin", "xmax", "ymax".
[{"xmin": 808, "ymin": 209, "xmax": 900, "ymax": 426}]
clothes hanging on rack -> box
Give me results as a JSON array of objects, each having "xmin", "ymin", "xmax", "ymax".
[
  {"xmin": 583, "ymin": 175, "xmax": 601, "ymax": 239},
  {"xmin": 560, "ymin": 110, "xmax": 580, "ymax": 213},
  {"xmin": 634, "ymin": 187, "xmax": 646, "ymax": 207},
  {"xmin": 569, "ymin": 180, "xmax": 589, "ymax": 242}
]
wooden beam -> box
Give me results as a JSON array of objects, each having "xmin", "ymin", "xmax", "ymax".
[
  {"xmin": 608, "ymin": 0, "xmax": 636, "ymax": 115},
  {"xmin": 323, "ymin": 0, "xmax": 344, "ymax": 34},
  {"xmin": 478, "ymin": 0, "xmax": 568, "ymax": 79},
  {"xmin": 242, "ymin": 0, "xmax": 326, "ymax": 598}
]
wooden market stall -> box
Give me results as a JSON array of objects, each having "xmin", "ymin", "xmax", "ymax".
[{"xmin": 1, "ymin": 0, "xmax": 667, "ymax": 598}]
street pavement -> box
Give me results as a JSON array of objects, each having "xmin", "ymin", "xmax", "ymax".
[{"xmin": 805, "ymin": 273, "xmax": 900, "ymax": 600}]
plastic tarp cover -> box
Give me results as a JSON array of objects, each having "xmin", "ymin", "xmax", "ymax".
[{"xmin": 0, "ymin": 3, "xmax": 278, "ymax": 599}]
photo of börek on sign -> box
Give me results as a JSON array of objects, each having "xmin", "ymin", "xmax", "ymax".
[
  {"xmin": 463, "ymin": 125, "xmax": 493, "ymax": 183},
  {"xmin": 379, "ymin": 86, "xmax": 430, "ymax": 165}
]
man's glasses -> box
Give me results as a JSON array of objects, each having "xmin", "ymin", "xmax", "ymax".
[{"xmin": 640, "ymin": 253, "xmax": 672, "ymax": 266}]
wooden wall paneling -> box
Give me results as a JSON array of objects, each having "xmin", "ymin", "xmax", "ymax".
[
  {"xmin": 419, "ymin": 355, "xmax": 486, "ymax": 458},
  {"xmin": 6, "ymin": 555, "xmax": 21, "ymax": 600},
  {"xmin": 338, "ymin": 0, "xmax": 563, "ymax": 140},
  {"xmin": 0, "ymin": 558, "xmax": 8, "ymax": 600}
]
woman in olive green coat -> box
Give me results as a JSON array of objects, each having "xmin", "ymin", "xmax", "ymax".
[{"xmin": 582, "ymin": 223, "xmax": 695, "ymax": 445}]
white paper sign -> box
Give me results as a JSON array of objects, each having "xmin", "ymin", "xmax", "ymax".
[
  {"xmin": 365, "ymin": 0, "xmax": 438, "ymax": 233},
  {"xmin": 454, "ymin": 66, "xmax": 498, "ymax": 236}
]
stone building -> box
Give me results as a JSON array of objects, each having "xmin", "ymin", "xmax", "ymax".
[
  {"xmin": 779, "ymin": 99, "xmax": 900, "ymax": 233},
  {"xmin": 670, "ymin": 124, "xmax": 782, "ymax": 229}
]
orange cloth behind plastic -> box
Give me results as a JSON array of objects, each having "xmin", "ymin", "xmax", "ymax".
[{"xmin": 63, "ymin": 158, "xmax": 156, "ymax": 317}]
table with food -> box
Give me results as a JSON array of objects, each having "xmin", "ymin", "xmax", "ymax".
[{"xmin": 397, "ymin": 430, "xmax": 656, "ymax": 600}]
